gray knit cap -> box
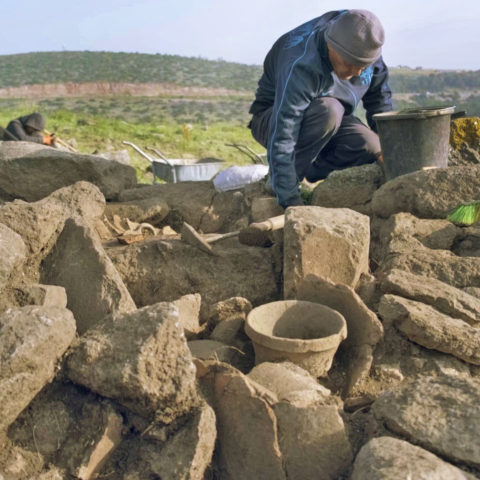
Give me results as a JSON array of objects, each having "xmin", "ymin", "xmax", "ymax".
[{"xmin": 325, "ymin": 10, "xmax": 384, "ymax": 66}]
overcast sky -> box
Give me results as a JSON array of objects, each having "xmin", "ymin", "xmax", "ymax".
[{"xmin": 1, "ymin": 0, "xmax": 479, "ymax": 70}]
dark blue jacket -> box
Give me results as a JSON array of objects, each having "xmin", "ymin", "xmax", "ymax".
[{"xmin": 249, "ymin": 10, "xmax": 393, "ymax": 207}]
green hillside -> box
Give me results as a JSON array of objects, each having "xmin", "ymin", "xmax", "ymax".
[
  {"xmin": 0, "ymin": 51, "xmax": 262, "ymax": 91},
  {"xmin": 0, "ymin": 51, "xmax": 479, "ymax": 94}
]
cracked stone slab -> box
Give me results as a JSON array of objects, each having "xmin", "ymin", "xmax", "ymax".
[
  {"xmin": 373, "ymin": 375, "xmax": 480, "ymax": 468},
  {"xmin": 381, "ymin": 269, "xmax": 480, "ymax": 326},
  {"xmin": 379, "ymin": 294, "xmax": 480, "ymax": 365},
  {"xmin": 351, "ymin": 436, "xmax": 476, "ymax": 480}
]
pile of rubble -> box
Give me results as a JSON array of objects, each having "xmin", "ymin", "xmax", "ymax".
[{"xmin": 1, "ymin": 121, "xmax": 480, "ymax": 479}]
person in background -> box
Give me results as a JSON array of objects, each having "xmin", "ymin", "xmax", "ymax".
[
  {"xmin": 248, "ymin": 9, "xmax": 393, "ymax": 208},
  {"xmin": 2, "ymin": 112, "xmax": 56, "ymax": 146}
]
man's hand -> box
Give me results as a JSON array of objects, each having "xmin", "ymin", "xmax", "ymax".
[{"xmin": 42, "ymin": 133, "xmax": 56, "ymax": 146}]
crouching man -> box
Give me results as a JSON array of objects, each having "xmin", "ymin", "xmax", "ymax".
[{"xmin": 249, "ymin": 9, "xmax": 393, "ymax": 208}]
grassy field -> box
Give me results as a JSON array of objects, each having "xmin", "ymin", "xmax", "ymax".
[{"xmin": 0, "ymin": 98, "xmax": 263, "ymax": 183}]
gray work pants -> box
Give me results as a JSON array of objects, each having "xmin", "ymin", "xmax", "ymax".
[{"xmin": 250, "ymin": 97, "xmax": 381, "ymax": 181}]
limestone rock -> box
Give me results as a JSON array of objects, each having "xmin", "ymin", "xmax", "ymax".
[
  {"xmin": 172, "ymin": 293, "xmax": 202, "ymax": 339},
  {"xmin": 380, "ymin": 247, "xmax": 480, "ymax": 289},
  {"xmin": 41, "ymin": 217, "xmax": 136, "ymax": 334},
  {"xmin": 210, "ymin": 317, "xmax": 245, "ymax": 345},
  {"xmin": 381, "ymin": 269, "xmax": 480, "ymax": 326},
  {"xmin": 247, "ymin": 362, "xmax": 352, "ymax": 479},
  {"xmin": 379, "ymin": 294, "xmax": 480, "ymax": 365},
  {"xmin": 13, "ymin": 283, "xmax": 67, "ymax": 308},
  {"xmin": 371, "ymin": 212, "xmax": 459, "ymax": 266},
  {"xmin": 212, "ymin": 367, "xmax": 286, "ymax": 480},
  {"xmin": 0, "ymin": 181, "xmax": 105, "ymax": 282},
  {"xmin": 373, "ymin": 374, "xmax": 480, "ymax": 468},
  {"xmin": 200, "ymin": 362, "xmax": 353, "ymax": 480},
  {"xmin": 0, "ymin": 306, "xmax": 76, "ymax": 432},
  {"xmin": 283, "ymin": 206, "xmax": 370, "ymax": 298},
  {"xmin": 247, "ymin": 361, "xmax": 331, "ymax": 404},
  {"xmin": 274, "ymin": 401, "xmax": 353, "ymax": 479},
  {"xmin": 66, "ymin": 303, "xmax": 198, "ymax": 423},
  {"xmin": 106, "ymin": 238, "xmax": 279, "ymax": 317},
  {"xmin": 351, "ymin": 436, "xmax": 476, "ymax": 480},
  {"xmin": 0, "ymin": 223, "xmax": 26, "ymax": 290},
  {"xmin": 371, "ymin": 165, "xmax": 480, "ymax": 219},
  {"xmin": 0, "ymin": 141, "xmax": 136, "ymax": 201},
  {"xmin": 207, "ymin": 296, "xmax": 252, "ymax": 329},
  {"xmin": 311, "ymin": 163, "xmax": 384, "ymax": 215}
]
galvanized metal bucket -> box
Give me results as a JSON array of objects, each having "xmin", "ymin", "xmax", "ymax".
[{"xmin": 373, "ymin": 105, "xmax": 455, "ymax": 180}]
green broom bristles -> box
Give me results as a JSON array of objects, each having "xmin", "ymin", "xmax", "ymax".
[{"xmin": 447, "ymin": 201, "xmax": 480, "ymax": 226}]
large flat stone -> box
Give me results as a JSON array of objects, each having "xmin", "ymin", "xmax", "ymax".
[
  {"xmin": 373, "ymin": 374, "xmax": 480, "ymax": 468},
  {"xmin": 0, "ymin": 306, "xmax": 76, "ymax": 433},
  {"xmin": 106, "ymin": 237, "xmax": 279, "ymax": 316},
  {"xmin": 381, "ymin": 269, "xmax": 480, "ymax": 326},
  {"xmin": 66, "ymin": 302, "xmax": 198, "ymax": 423},
  {"xmin": 0, "ymin": 141, "xmax": 136, "ymax": 201},
  {"xmin": 41, "ymin": 217, "xmax": 136, "ymax": 334},
  {"xmin": 351, "ymin": 436, "xmax": 475, "ymax": 480},
  {"xmin": 378, "ymin": 294, "xmax": 480, "ymax": 365},
  {"xmin": 283, "ymin": 206, "xmax": 370, "ymax": 298},
  {"xmin": 371, "ymin": 165, "xmax": 480, "ymax": 219},
  {"xmin": 380, "ymin": 246, "xmax": 480, "ymax": 289},
  {"xmin": 311, "ymin": 163, "xmax": 383, "ymax": 215}
]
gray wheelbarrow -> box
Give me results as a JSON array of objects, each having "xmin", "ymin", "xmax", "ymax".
[{"xmin": 123, "ymin": 141, "xmax": 224, "ymax": 184}]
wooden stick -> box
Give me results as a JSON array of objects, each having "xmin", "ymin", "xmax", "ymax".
[{"xmin": 44, "ymin": 129, "xmax": 78, "ymax": 152}]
